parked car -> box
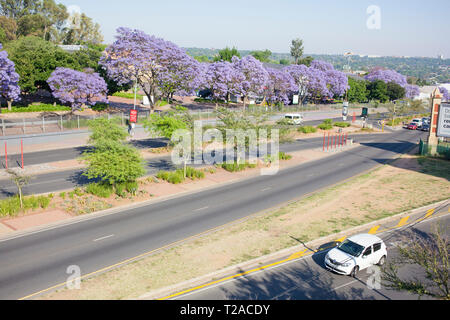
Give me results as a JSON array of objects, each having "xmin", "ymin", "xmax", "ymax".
[
  {"xmin": 407, "ymin": 123, "xmax": 418, "ymax": 130},
  {"xmin": 325, "ymin": 234, "xmax": 387, "ymax": 277},
  {"xmin": 420, "ymin": 124, "xmax": 430, "ymax": 132},
  {"xmin": 284, "ymin": 113, "xmax": 304, "ymax": 125}
]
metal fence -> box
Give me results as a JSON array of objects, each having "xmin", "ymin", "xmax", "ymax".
[
  {"xmin": 0, "ymin": 104, "xmax": 333, "ymax": 137},
  {"xmin": 419, "ymin": 139, "xmax": 450, "ymax": 160},
  {"xmin": 0, "ymin": 111, "xmax": 154, "ymax": 136}
]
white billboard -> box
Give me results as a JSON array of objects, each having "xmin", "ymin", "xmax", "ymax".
[{"xmin": 437, "ymin": 103, "xmax": 450, "ymax": 138}]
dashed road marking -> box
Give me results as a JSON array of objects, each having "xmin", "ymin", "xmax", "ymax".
[
  {"xmin": 93, "ymin": 234, "xmax": 114, "ymax": 242},
  {"xmin": 368, "ymin": 226, "xmax": 380, "ymax": 234},
  {"xmin": 193, "ymin": 206, "xmax": 209, "ymax": 212},
  {"xmin": 397, "ymin": 216, "xmax": 409, "ymax": 227}
]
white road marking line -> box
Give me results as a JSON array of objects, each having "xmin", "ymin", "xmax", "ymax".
[
  {"xmin": 93, "ymin": 234, "xmax": 114, "ymax": 242},
  {"xmin": 333, "ymin": 279, "xmax": 359, "ymax": 291},
  {"xmin": 193, "ymin": 206, "xmax": 209, "ymax": 212},
  {"xmin": 261, "ymin": 187, "xmax": 272, "ymax": 192}
]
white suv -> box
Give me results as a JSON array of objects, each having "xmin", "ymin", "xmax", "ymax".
[{"xmin": 325, "ymin": 234, "xmax": 387, "ymax": 277}]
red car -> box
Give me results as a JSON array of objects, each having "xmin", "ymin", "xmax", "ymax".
[{"xmin": 406, "ymin": 123, "xmax": 418, "ymax": 130}]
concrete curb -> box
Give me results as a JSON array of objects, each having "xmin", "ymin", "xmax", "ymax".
[{"xmin": 139, "ymin": 199, "xmax": 449, "ymax": 300}]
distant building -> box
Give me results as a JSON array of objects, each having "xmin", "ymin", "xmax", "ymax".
[
  {"xmin": 58, "ymin": 45, "xmax": 88, "ymax": 53},
  {"xmin": 438, "ymin": 54, "xmax": 444, "ymax": 60}
]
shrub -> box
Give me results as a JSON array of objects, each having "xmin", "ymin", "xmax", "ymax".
[
  {"xmin": 298, "ymin": 126, "xmax": 317, "ymax": 134},
  {"xmin": 91, "ymin": 103, "xmax": 109, "ymax": 112},
  {"xmin": 333, "ymin": 122, "xmax": 351, "ymax": 128},
  {"xmin": 59, "ymin": 192, "xmax": 66, "ymax": 199},
  {"xmin": 221, "ymin": 162, "xmax": 256, "ymax": 172},
  {"xmin": 37, "ymin": 196, "xmax": 51, "ymax": 209},
  {"xmin": 125, "ymin": 181, "xmax": 139, "ymax": 195},
  {"xmin": 74, "ymin": 187, "xmax": 84, "ymax": 197},
  {"xmin": 318, "ymin": 119, "xmax": 333, "ymax": 130},
  {"xmin": 115, "ymin": 183, "xmax": 127, "ymax": 197},
  {"xmin": 278, "ymin": 152, "xmax": 292, "ymax": 160},
  {"xmin": 85, "ymin": 183, "xmax": 114, "ymax": 198}
]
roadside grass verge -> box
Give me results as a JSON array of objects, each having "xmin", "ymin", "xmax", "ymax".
[
  {"xmin": 40, "ymin": 153, "xmax": 450, "ymax": 300},
  {"xmin": 1, "ymin": 104, "xmax": 71, "ymax": 113}
]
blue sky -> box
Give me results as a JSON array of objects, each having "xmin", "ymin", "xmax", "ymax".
[{"xmin": 58, "ymin": 0, "xmax": 450, "ymax": 57}]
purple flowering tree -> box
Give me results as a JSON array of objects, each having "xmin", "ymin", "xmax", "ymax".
[
  {"xmin": 47, "ymin": 67, "xmax": 108, "ymax": 110},
  {"xmin": 100, "ymin": 27, "xmax": 202, "ymax": 110},
  {"xmin": 285, "ymin": 61, "xmax": 348, "ymax": 104},
  {"xmin": 325, "ymin": 69, "xmax": 349, "ymax": 98},
  {"xmin": 203, "ymin": 61, "xmax": 244, "ymax": 105},
  {"xmin": 439, "ymin": 87, "xmax": 449, "ymax": 102},
  {"xmin": 365, "ymin": 69, "xmax": 408, "ymax": 88},
  {"xmin": 265, "ymin": 68, "xmax": 296, "ymax": 105},
  {"xmin": 156, "ymin": 41, "xmax": 202, "ymax": 100},
  {"xmin": 232, "ymin": 55, "xmax": 268, "ymax": 108},
  {"xmin": 405, "ymin": 84, "xmax": 420, "ymax": 99},
  {"xmin": 284, "ymin": 64, "xmax": 312, "ymax": 104},
  {"xmin": 0, "ymin": 44, "xmax": 21, "ymax": 110}
]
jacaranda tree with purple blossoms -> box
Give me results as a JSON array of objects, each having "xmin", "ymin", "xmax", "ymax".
[
  {"xmin": 203, "ymin": 61, "xmax": 244, "ymax": 105},
  {"xmin": 265, "ymin": 68, "xmax": 296, "ymax": 106},
  {"xmin": 365, "ymin": 68, "xmax": 408, "ymax": 88},
  {"xmin": 47, "ymin": 67, "xmax": 108, "ymax": 110},
  {"xmin": 100, "ymin": 27, "xmax": 201, "ymax": 111},
  {"xmin": 156, "ymin": 40, "xmax": 202, "ymax": 101},
  {"xmin": 284, "ymin": 60, "xmax": 348, "ymax": 104},
  {"xmin": 0, "ymin": 43, "xmax": 20, "ymax": 110},
  {"xmin": 232, "ymin": 55, "xmax": 268, "ymax": 108},
  {"xmin": 405, "ymin": 84, "xmax": 420, "ymax": 99}
]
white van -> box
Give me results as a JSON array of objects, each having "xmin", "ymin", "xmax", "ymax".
[
  {"xmin": 284, "ymin": 114, "xmax": 304, "ymax": 125},
  {"xmin": 412, "ymin": 118, "xmax": 423, "ymax": 127}
]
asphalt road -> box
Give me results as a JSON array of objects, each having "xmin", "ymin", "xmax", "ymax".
[
  {"xmin": 0, "ymin": 131, "xmax": 407, "ymax": 198},
  {"xmin": 174, "ymin": 211, "xmax": 449, "ymax": 300},
  {"xmin": 0, "ymin": 129, "xmax": 426, "ymax": 299},
  {"xmin": 0, "ymin": 118, "xmax": 346, "ymax": 168}
]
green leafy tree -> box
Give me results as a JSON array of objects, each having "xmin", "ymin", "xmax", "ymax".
[
  {"xmin": 382, "ymin": 225, "xmax": 449, "ymax": 300},
  {"xmin": 290, "ymin": 38, "xmax": 304, "ymax": 64},
  {"xmin": 298, "ymin": 56, "xmax": 314, "ymax": 67},
  {"xmin": 347, "ymin": 77, "xmax": 368, "ymax": 103},
  {"xmin": 279, "ymin": 58, "xmax": 290, "ymax": 65},
  {"xmin": 63, "ymin": 12, "xmax": 103, "ymax": 45},
  {"xmin": 6, "ymin": 169, "xmax": 31, "ymax": 209},
  {"xmin": 4, "ymin": 36, "xmax": 86, "ymax": 93},
  {"xmin": 17, "ymin": 13, "xmax": 46, "ymax": 37},
  {"xmin": 194, "ymin": 55, "xmax": 210, "ymax": 63},
  {"xmin": 250, "ymin": 49, "xmax": 272, "ymax": 63},
  {"xmin": 214, "ymin": 46, "xmax": 241, "ymax": 62},
  {"xmin": 0, "ymin": 15, "xmax": 17, "ymax": 41},
  {"xmin": 82, "ymin": 139, "xmax": 146, "ymax": 189},
  {"xmin": 367, "ymin": 79, "xmax": 389, "ymax": 103},
  {"xmin": 0, "ymin": 0, "xmax": 39, "ymax": 19},
  {"xmin": 143, "ymin": 106, "xmax": 193, "ymax": 143},
  {"xmin": 87, "ymin": 118, "xmax": 129, "ymax": 144},
  {"xmin": 386, "ymin": 81, "xmax": 406, "ymax": 101}
]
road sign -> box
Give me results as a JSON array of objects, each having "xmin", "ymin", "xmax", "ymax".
[
  {"xmin": 437, "ymin": 103, "xmax": 450, "ymax": 138},
  {"xmin": 129, "ymin": 109, "xmax": 138, "ymax": 123}
]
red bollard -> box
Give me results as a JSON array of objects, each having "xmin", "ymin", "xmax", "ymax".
[
  {"xmin": 327, "ymin": 133, "xmax": 330, "ymax": 151},
  {"xmin": 345, "ymin": 133, "xmax": 348, "ymax": 145},
  {"xmin": 334, "ymin": 134, "xmax": 337, "ymax": 149},
  {"xmin": 4, "ymin": 142, "xmax": 7, "ymax": 169},
  {"xmin": 21, "ymin": 139, "xmax": 24, "ymax": 169},
  {"xmin": 352, "ymin": 112, "xmax": 356, "ymax": 123},
  {"xmin": 323, "ymin": 133, "xmax": 326, "ymax": 152}
]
